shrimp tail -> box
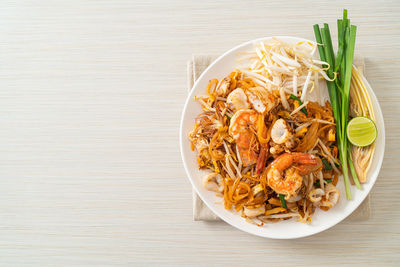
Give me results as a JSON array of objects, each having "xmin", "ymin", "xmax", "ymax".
[
  {"xmin": 292, "ymin": 153, "xmax": 322, "ymax": 175},
  {"xmin": 267, "ymin": 152, "xmax": 323, "ymax": 196},
  {"xmin": 256, "ymin": 147, "xmax": 268, "ymax": 174}
]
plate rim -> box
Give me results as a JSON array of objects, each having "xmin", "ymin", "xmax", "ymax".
[{"xmin": 179, "ymin": 36, "xmax": 385, "ymax": 239}]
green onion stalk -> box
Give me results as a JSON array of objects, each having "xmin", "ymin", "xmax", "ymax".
[
  {"xmin": 279, "ymin": 194, "xmax": 288, "ymax": 209},
  {"xmin": 313, "ymin": 9, "xmax": 361, "ymax": 199}
]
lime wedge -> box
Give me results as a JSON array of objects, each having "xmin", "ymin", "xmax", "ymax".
[{"xmin": 347, "ymin": 116, "xmax": 377, "ymax": 147}]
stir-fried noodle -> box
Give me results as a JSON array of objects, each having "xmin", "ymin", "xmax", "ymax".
[{"xmin": 189, "ymin": 39, "xmax": 341, "ymax": 225}]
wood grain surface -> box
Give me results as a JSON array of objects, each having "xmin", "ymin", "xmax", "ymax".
[{"xmin": 0, "ymin": 0, "xmax": 399, "ymax": 266}]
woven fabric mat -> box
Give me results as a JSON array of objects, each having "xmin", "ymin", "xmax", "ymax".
[{"xmin": 187, "ymin": 54, "xmax": 370, "ymax": 222}]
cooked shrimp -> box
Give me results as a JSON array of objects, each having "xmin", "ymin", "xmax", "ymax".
[
  {"xmin": 246, "ymin": 87, "xmax": 276, "ymax": 113},
  {"xmin": 237, "ymin": 133, "xmax": 259, "ymax": 166},
  {"xmin": 269, "ymin": 119, "xmax": 295, "ymax": 156},
  {"xmin": 229, "ymin": 109, "xmax": 258, "ymax": 166},
  {"xmin": 229, "ymin": 109, "xmax": 258, "ymax": 139},
  {"xmin": 189, "ymin": 40, "xmax": 343, "ymax": 224},
  {"xmin": 267, "ymin": 152, "xmax": 322, "ymax": 197},
  {"xmin": 227, "ymin": 86, "xmax": 276, "ymax": 114},
  {"xmin": 227, "ymin": 88, "xmax": 249, "ymax": 111},
  {"xmin": 271, "ymin": 118, "xmax": 295, "ymax": 147}
]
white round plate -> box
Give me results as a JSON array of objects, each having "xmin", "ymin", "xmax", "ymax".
[{"xmin": 180, "ymin": 36, "xmax": 385, "ymax": 239}]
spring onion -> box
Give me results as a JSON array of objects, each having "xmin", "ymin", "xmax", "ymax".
[
  {"xmin": 313, "ymin": 9, "xmax": 362, "ymax": 199},
  {"xmin": 314, "ymin": 179, "xmax": 332, "ymax": 187},
  {"xmin": 322, "ymin": 158, "xmax": 332, "ymax": 171},
  {"xmin": 289, "ymin": 94, "xmax": 308, "ymax": 115},
  {"xmin": 279, "ymin": 194, "xmax": 288, "ymax": 209}
]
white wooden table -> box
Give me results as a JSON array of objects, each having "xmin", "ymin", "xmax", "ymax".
[{"xmin": 0, "ymin": 1, "xmax": 399, "ymax": 265}]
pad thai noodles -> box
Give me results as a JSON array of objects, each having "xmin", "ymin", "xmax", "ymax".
[{"xmin": 189, "ymin": 39, "xmax": 343, "ymax": 224}]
